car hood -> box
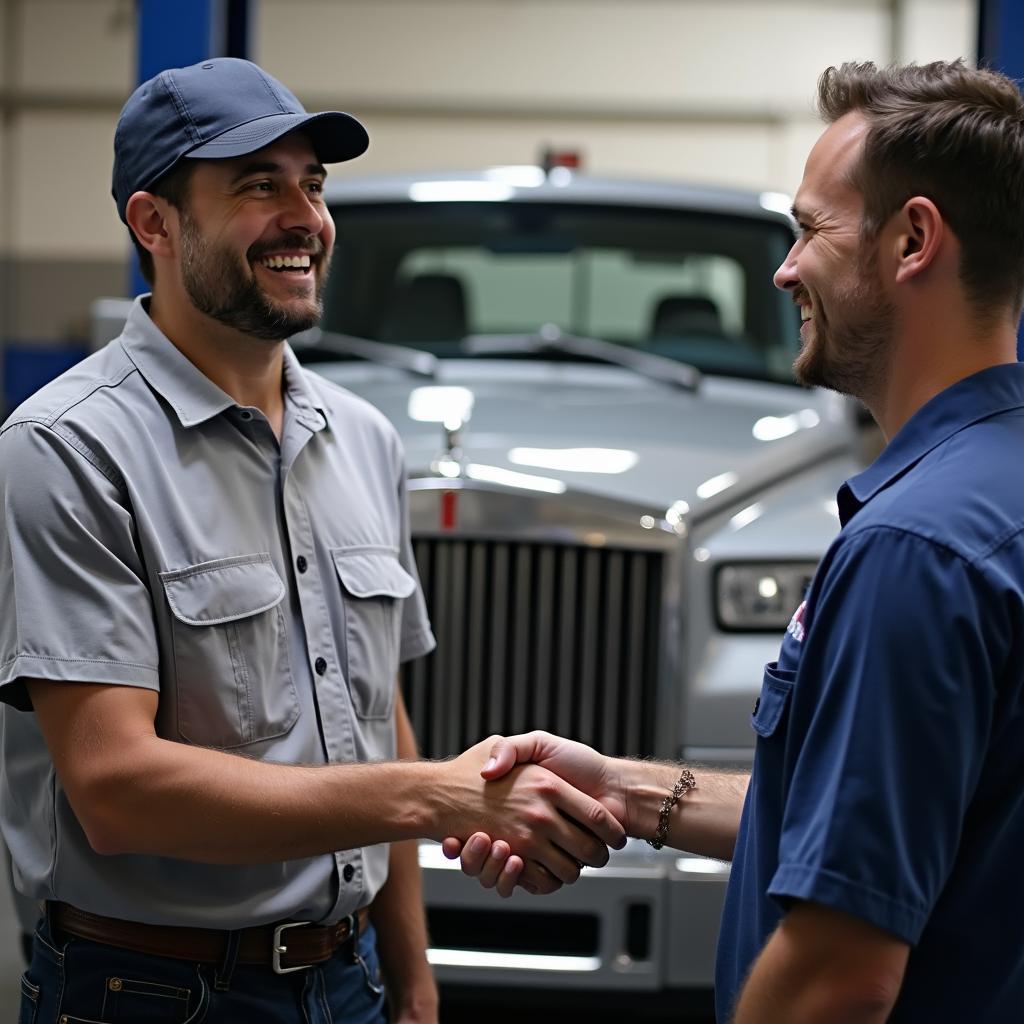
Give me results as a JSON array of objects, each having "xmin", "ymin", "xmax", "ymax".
[{"xmin": 311, "ymin": 360, "xmax": 854, "ymax": 516}]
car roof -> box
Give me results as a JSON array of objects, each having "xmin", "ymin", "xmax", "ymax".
[{"xmin": 322, "ymin": 166, "xmax": 795, "ymax": 227}]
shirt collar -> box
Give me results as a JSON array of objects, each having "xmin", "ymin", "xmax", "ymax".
[
  {"xmin": 281, "ymin": 344, "xmax": 327, "ymax": 433},
  {"xmin": 118, "ymin": 295, "xmax": 326, "ymax": 432},
  {"xmin": 838, "ymin": 362, "xmax": 1024, "ymax": 525}
]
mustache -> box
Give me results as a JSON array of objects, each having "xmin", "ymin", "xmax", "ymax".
[{"xmin": 247, "ymin": 235, "xmax": 325, "ymax": 262}]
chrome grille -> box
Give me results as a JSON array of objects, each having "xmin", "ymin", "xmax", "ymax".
[{"xmin": 401, "ymin": 538, "xmax": 663, "ymax": 758}]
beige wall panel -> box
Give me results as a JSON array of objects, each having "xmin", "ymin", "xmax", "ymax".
[
  {"xmin": 257, "ymin": 0, "xmax": 892, "ymax": 114},
  {"xmin": 11, "ymin": 111, "xmax": 125, "ymax": 258},
  {"xmin": 772, "ymin": 117, "xmax": 830, "ymax": 196},
  {"xmin": 0, "ymin": 126, "xmax": 9, "ymax": 254},
  {"xmin": 338, "ymin": 113, "xmax": 779, "ymax": 191},
  {"xmin": 0, "ymin": 0, "xmax": 10, "ymax": 87},
  {"xmin": 17, "ymin": 0, "xmax": 134, "ymax": 94},
  {"xmin": 898, "ymin": 0, "xmax": 977, "ymax": 64}
]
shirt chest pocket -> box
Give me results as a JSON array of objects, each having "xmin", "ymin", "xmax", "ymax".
[
  {"xmin": 160, "ymin": 554, "xmax": 299, "ymax": 749},
  {"xmin": 751, "ymin": 662, "xmax": 796, "ymax": 740},
  {"xmin": 332, "ymin": 546, "xmax": 416, "ymax": 721}
]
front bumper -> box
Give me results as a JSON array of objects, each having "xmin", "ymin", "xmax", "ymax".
[{"xmin": 418, "ymin": 840, "xmax": 729, "ymax": 991}]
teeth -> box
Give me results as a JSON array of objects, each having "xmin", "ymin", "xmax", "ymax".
[
  {"xmin": 800, "ymin": 307, "xmax": 812, "ymax": 322},
  {"xmin": 261, "ymin": 254, "xmax": 311, "ymax": 269}
]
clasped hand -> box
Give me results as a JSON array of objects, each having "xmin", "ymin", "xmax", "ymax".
[{"xmin": 442, "ymin": 732, "xmax": 627, "ymax": 897}]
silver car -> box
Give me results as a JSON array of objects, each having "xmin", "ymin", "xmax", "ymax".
[{"xmin": 292, "ymin": 167, "xmax": 863, "ymax": 1000}]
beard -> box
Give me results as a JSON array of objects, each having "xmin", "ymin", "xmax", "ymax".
[
  {"xmin": 793, "ymin": 247, "xmax": 894, "ymax": 401},
  {"xmin": 179, "ymin": 212, "xmax": 330, "ymax": 342}
]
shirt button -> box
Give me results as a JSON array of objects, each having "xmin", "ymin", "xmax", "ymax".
[
  {"xmin": 343, "ymin": 863, "xmax": 355, "ymax": 883},
  {"xmin": 239, "ymin": 409, "xmax": 253, "ymax": 421},
  {"xmin": 315, "ymin": 657, "xmax": 327, "ymax": 675},
  {"xmin": 296, "ymin": 555, "xmax": 308, "ymax": 574}
]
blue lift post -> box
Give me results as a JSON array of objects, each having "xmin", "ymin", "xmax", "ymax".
[
  {"xmin": 130, "ymin": 0, "xmax": 251, "ymax": 296},
  {"xmin": 977, "ymin": 0, "xmax": 1024, "ymax": 359}
]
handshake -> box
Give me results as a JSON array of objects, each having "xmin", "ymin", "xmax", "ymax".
[{"xmin": 433, "ymin": 731, "xmax": 731, "ymax": 898}]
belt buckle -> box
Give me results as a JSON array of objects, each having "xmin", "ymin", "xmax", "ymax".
[{"xmin": 272, "ymin": 920, "xmax": 312, "ymax": 975}]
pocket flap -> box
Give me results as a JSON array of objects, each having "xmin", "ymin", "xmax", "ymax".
[
  {"xmin": 160, "ymin": 554, "xmax": 286, "ymax": 625},
  {"xmin": 751, "ymin": 662, "xmax": 795, "ymax": 738},
  {"xmin": 332, "ymin": 546, "xmax": 416, "ymax": 600}
]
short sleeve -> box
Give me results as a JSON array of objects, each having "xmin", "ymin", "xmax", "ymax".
[
  {"xmin": 0, "ymin": 421, "xmax": 160, "ymax": 708},
  {"xmin": 768, "ymin": 526, "xmax": 1003, "ymax": 944}
]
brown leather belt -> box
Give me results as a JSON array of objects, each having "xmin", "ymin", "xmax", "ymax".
[{"xmin": 51, "ymin": 902, "xmax": 371, "ymax": 975}]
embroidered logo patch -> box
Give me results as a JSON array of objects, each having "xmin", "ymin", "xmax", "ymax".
[{"xmin": 786, "ymin": 600, "xmax": 807, "ymax": 643}]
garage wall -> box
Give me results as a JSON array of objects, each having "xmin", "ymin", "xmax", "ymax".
[
  {"xmin": 0, "ymin": 0, "xmax": 979, "ymax": 385},
  {"xmin": 256, "ymin": 0, "xmax": 977, "ymax": 190},
  {"xmin": 0, "ymin": 0, "xmax": 134, "ymax": 361}
]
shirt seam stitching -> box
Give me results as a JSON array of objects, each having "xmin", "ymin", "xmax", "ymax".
[
  {"xmin": 770, "ymin": 864, "xmax": 929, "ymax": 929},
  {"xmin": 48, "ymin": 423, "xmax": 123, "ymax": 488},
  {"xmin": 975, "ymin": 517, "xmax": 1024, "ymax": 561},
  {"xmin": 0, "ymin": 362, "xmax": 137, "ymax": 435},
  {"xmin": 158, "ymin": 553, "xmax": 273, "ymax": 581},
  {"xmin": 771, "ymin": 861, "xmax": 928, "ymax": 923},
  {"xmin": 842, "ymin": 521, "xmax": 1013, "ymax": 576},
  {"xmin": 1, "ymin": 653, "xmax": 159, "ymax": 672}
]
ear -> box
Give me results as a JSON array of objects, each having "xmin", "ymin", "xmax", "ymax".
[
  {"xmin": 124, "ymin": 191, "xmax": 176, "ymax": 263},
  {"xmin": 892, "ymin": 196, "xmax": 944, "ymax": 284}
]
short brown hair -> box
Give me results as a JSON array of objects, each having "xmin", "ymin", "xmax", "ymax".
[
  {"xmin": 818, "ymin": 60, "xmax": 1024, "ymax": 320},
  {"xmin": 129, "ymin": 160, "xmax": 196, "ymax": 286}
]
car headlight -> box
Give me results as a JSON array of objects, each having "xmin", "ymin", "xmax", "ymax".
[{"xmin": 715, "ymin": 562, "xmax": 817, "ymax": 631}]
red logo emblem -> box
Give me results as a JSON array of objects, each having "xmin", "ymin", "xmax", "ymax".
[{"xmin": 441, "ymin": 490, "xmax": 458, "ymax": 531}]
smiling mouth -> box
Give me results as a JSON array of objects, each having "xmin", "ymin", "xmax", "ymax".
[{"xmin": 258, "ymin": 254, "xmax": 313, "ymax": 273}]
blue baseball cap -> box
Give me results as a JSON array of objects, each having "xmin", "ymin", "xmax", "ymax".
[{"xmin": 112, "ymin": 58, "xmax": 369, "ymax": 223}]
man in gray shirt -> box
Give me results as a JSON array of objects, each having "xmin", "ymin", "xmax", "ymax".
[{"xmin": 0, "ymin": 59, "xmax": 623, "ymax": 1024}]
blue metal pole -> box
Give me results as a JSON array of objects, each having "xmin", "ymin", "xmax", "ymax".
[
  {"xmin": 129, "ymin": 0, "xmax": 252, "ymax": 296},
  {"xmin": 977, "ymin": 0, "xmax": 1024, "ymax": 358}
]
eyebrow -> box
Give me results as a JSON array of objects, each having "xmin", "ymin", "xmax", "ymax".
[
  {"xmin": 790, "ymin": 203, "xmax": 813, "ymax": 224},
  {"xmin": 229, "ymin": 161, "xmax": 327, "ymax": 185}
]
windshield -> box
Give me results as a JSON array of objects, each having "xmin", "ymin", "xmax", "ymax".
[{"xmin": 320, "ymin": 201, "xmax": 800, "ymax": 384}]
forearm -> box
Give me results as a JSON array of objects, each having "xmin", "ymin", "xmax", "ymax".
[
  {"xmin": 370, "ymin": 690, "xmax": 438, "ymax": 1019},
  {"xmin": 731, "ymin": 906, "xmax": 906, "ymax": 1024},
  {"xmin": 733, "ymin": 966, "xmax": 894, "ymax": 1024},
  {"xmin": 84, "ymin": 734, "xmax": 442, "ymax": 863},
  {"xmin": 616, "ymin": 758, "xmax": 748, "ymax": 860},
  {"xmin": 30, "ymin": 682, "xmax": 624, "ymax": 876}
]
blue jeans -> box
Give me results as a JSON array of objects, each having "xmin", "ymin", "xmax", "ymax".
[{"xmin": 19, "ymin": 911, "xmax": 387, "ymax": 1023}]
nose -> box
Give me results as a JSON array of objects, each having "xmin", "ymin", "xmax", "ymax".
[
  {"xmin": 773, "ymin": 238, "xmax": 802, "ymax": 292},
  {"xmin": 277, "ymin": 184, "xmax": 325, "ymax": 237}
]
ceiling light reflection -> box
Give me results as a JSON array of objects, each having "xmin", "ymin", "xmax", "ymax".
[
  {"xmin": 752, "ymin": 409, "xmax": 821, "ymax": 442},
  {"xmin": 509, "ymin": 447, "xmax": 637, "ymax": 474},
  {"xmin": 408, "ymin": 386, "xmax": 474, "ymax": 428},
  {"xmin": 730, "ymin": 503, "xmax": 764, "ymax": 531},
  {"xmin": 484, "ymin": 166, "xmax": 546, "ymax": 188},
  {"xmin": 466, "ymin": 464, "xmax": 566, "ymax": 494},
  {"xmin": 696, "ymin": 471, "xmax": 738, "ymax": 500},
  {"xmin": 409, "ymin": 181, "xmax": 514, "ymax": 202}
]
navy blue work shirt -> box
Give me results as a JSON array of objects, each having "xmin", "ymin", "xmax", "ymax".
[{"xmin": 716, "ymin": 363, "xmax": 1024, "ymax": 1023}]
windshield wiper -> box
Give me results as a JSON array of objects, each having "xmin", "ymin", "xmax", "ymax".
[
  {"xmin": 290, "ymin": 327, "xmax": 437, "ymax": 379},
  {"xmin": 462, "ymin": 324, "xmax": 700, "ymax": 392}
]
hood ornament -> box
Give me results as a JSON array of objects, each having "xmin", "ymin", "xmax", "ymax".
[
  {"xmin": 434, "ymin": 416, "xmax": 468, "ymax": 478},
  {"xmin": 406, "ymin": 385, "xmax": 474, "ymax": 479}
]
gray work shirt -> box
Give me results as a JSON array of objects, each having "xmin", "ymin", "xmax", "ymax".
[{"xmin": 0, "ymin": 297, "xmax": 434, "ymax": 928}]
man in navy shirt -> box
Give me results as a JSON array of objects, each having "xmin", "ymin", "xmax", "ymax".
[{"xmin": 450, "ymin": 60, "xmax": 1024, "ymax": 1022}]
